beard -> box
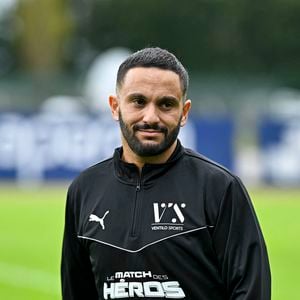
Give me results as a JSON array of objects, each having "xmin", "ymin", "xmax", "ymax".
[{"xmin": 119, "ymin": 111, "xmax": 181, "ymax": 157}]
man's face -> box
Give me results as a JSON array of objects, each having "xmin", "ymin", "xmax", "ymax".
[{"xmin": 110, "ymin": 67, "xmax": 191, "ymax": 157}]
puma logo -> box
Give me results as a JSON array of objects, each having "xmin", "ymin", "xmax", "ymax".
[{"xmin": 89, "ymin": 211, "xmax": 110, "ymax": 230}]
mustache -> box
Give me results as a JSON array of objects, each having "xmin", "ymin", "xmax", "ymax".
[{"xmin": 133, "ymin": 123, "xmax": 168, "ymax": 134}]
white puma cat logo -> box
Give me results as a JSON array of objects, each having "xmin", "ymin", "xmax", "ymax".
[{"xmin": 89, "ymin": 211, "xmax": 110, "ymax": 230}]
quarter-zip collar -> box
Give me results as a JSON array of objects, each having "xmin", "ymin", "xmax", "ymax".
[{"xmin": 113, "ymin": 140, "xmax": 185, "ymax": 186}]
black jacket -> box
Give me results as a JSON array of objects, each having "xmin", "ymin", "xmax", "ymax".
[{"xmin": 61, "ymin": 141, "xmax": 271, "ymax": 299}]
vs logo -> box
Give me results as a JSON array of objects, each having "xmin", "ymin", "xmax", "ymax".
[{"xmin": 153, "ymin": 202, "xmax": 186, "ymax": 224}]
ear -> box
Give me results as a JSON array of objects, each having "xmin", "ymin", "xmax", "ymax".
[
  {"xmin": 180, "ymin": 99, "xmax": 192, "ymax": 127},
  {"xmin": 109, "ymin": 95, "xmax": 119, "ymax": 121}
]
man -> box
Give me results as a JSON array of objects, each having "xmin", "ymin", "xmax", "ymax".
[{"xmin": 61, "ymin": 47, "xmax": 271, "ymax": 299}]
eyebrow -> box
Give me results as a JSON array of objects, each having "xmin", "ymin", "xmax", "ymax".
[
  {"xmin": 127, "ymin": 93, "xmax": 147, "ymax": 99},
  {"xmin": 157, "ymin": 95, "xmax": 180, "ymax": 102},
  {"xmin": 126, "ymin": 93, "xmax": 180, "ymax": 102}
]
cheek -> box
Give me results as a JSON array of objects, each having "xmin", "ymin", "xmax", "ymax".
[
  {"xmin": 162, "ymin": 112, "xmax": 182, "ymax": 126},
  {"xmin": 120, "ymin": 111, "xmax": 140, "ymax": 127},
  {"xmin": 121, "ymin": 107, "xmax": 144, "ymax": 123}
]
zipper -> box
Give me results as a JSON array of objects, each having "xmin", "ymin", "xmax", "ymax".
[{"xmin": 131, "ymin": 178, "xmax": 141, "ymax": 237}]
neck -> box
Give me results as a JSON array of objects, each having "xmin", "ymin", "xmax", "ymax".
[{"xmin": 121, "ymin": 140, "xmax": 178, "ymax": 172}]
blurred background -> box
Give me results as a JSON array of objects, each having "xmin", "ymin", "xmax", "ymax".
[
  {"xmin": 0, "ymin": 0, "xmax": 299, "ymax": 299},
  {"xmin": 1, "ymin": 0, "xmax": 300, "ymax": 186}
]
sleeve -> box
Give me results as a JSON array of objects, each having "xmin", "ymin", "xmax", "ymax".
[
  {"xmin": 212, "ymin": 177, "xmax": 271, "ymax": 300},
  {"xmin": 61, "ymin": 183, "xmax": 99, "ymax": 299}
]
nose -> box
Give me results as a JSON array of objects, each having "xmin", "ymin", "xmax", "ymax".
[{"xmin": 142, "ymin": 104, "xmax": 160, "ymax": 124}]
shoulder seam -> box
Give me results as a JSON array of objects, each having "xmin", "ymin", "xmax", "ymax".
[
  {"xmin": 77, "ymin": 156, "xmax": 114, "ymax": 175},
  {"xmin": 184, "ymin": 149, "xmax": 236, "ymax": 179}
]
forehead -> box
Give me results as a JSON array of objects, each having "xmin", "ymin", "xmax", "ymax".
[{"xmin": 119, "ymin": 67, "xmax": 183, "ymax": 99}]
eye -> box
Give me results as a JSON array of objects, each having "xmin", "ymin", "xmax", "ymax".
[
  {"xmin": 160, "ymin": 99, "xmax": 177, "ymax": 110},
  {"xmin": 134, "ymin": 98, "xmax": 146, "ymax": 106},
  {"xmin": 130, "ymin": 96, "xmax": 146, "ymax": 107},
  {"xmin": 162, "ymin": 101, "xmax": 173, "ymax": 108}
]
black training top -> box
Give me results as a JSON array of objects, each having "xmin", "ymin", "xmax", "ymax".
[{"xmin": 61, "ymin": 141, "xmax": 271, "ymax": 300}]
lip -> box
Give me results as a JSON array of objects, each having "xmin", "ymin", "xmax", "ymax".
[{"xmin": 137, "ymin": 130, "xmax": 163, "ymax": 137}]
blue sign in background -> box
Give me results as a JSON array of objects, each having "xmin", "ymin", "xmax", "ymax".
[
  {"xmin": 193, "ymin": 116, "xmax": 234, "ymax": 171},
  {"xmin": 0, "ymin": 112, "xmax": 234, "ymax": 182},
  {"xmin": 258, "ymin": 116, "xmax": 300, "ymax": 185}
]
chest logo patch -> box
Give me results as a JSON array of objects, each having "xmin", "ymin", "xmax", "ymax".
[
  {"xmin": 89, "ymin": 211, "xmax": 109, "ymax": 230},
  {"xmin": 152, "ymin": 203, "xmax": 186, "ymax": 231}
]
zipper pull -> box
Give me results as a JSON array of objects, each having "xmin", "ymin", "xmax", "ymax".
[{"xmin": 136, "ymin": 184, "xmax": 141, "ymax": 191}]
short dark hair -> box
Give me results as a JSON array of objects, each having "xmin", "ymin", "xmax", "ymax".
[{"xmin": 116, "ymin": 47, "xmax": 189, "ymax": 99}]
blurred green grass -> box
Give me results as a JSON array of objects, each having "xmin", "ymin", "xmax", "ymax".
[
  {"xmin": 0, "ymin": 185, "xmax": 66, "ymax": 300},
  {"xmin": 249, "ymin": 188, "xmax": 300, "ymax": 300},
  {"xmin": 0, "ymin": 185, "xmax": 299, "ymax": 299}
]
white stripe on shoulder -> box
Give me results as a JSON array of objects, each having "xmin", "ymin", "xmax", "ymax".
[{"xmin": 78, "ymin": 225, "xmax": 214, "ymax": 253}]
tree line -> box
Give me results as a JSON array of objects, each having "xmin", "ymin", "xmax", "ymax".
[{"xmin": 10, "ymin": 0, "xmax": 300, "ymax": 77}]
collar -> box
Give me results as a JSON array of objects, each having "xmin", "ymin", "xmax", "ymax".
[{"xmin": 113, "ymin": 140, "xmax": 185, "ymax": 186}]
